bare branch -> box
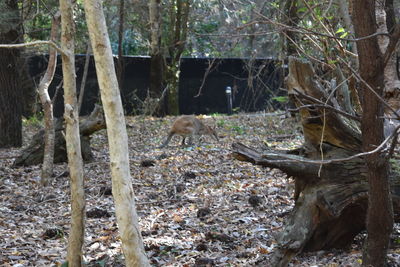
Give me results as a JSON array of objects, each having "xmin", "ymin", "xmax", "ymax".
[{"xmin": 0, "ymin": 41, "xmax": 65, "ymax": 55}]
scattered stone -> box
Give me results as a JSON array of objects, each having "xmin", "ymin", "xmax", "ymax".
[
  {"xmin": 195, "ymin": 243, "xmax": 208, "ymax": 251},
  {"xmin": 87, "ymin": 208, "xmax": 111, "ymax": 218},
  {"xmin": 11, "ymin": 204, "xmax": 26, "ymax": 211},
  {"xmin": 140, "ymin": 159, "xmax": 156, "ymax": 167},
  {"xmin": 182, "ymin": 171, "xmax": 196, "ymax": 180},
  {"xmin": 195, "ymin": 257, "xmax": 215, "ymax": 266},
  {"xmin": 42, "ymin": 228, "xmax": 65, "ymax": 239},
  {"xmin": 175, "ymin": 183, "xmax": 185, "ymax": 193},
  {"xmin": 205, "ymin": 231, "xmax": 234, "ymax": 243},
  {"xmin": 248, "ymin": 195, "xmax": 262, "ymax": 207},
  {"xmin": 197, "ymin": 207, "xmax": 211, "ymax": 218}
]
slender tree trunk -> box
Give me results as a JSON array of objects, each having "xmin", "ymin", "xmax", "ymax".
[
  {"xmin": 0, "ymin": 0, "xmax": 22, "ymax": 148},
  {"xmin": 116, "ymin": 0, "xmax": 125, "ymax": 90},
  {"xmin": 165, "ymin": 0, "xmax": 190, "ymax": 115},
  {"xmin": 282, "ymin": 0, "xmax": 299, "ymax": 56},
  {"xmin": 375, "ymin": 1, "xmax": 400, "ymax": 110},
  {"xmin": 78, "ymin": 43, "xmax": 91, "ymax": 114},
  {"xmin": 39, "ymin": 13, "xmax": 60, "ymax": 186},
  {"xmin": 83, "ymin": 1, "xmax": 150, "ymax": 266},
  {"xmin": 60, "ymin": 0, "xmax": 86, "ymax": 266},
  {"xmin": 149, "ymin": 0, "xmax": 165, "ymax": 116},
  {"xmin": 352, "ymin": 1, "xmax": 393, "ymax": 266},
  {"xmin": 337, "ymin": 0, "xmax": 358, "ymax": 59}
]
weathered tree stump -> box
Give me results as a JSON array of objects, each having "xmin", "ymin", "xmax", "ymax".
[
  {"xmin": 232, "ymin": 57, "xmax": 400, "ymax": 266},
  {"xmin": 14, "ymin": 105, "xmax": 106, "ymax": 166}
]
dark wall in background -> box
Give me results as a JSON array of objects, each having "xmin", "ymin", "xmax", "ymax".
[{"xmin": 28, "ymin": 55, "xmax": 284, "ymax": 117}]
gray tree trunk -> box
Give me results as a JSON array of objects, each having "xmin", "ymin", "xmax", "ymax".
[
  {"xmin": 60, "ymin": 0, "xmax": 86, "ymax": 266},
  {"xmin": 83, "ymin": 0, "xmax": 150, "ymax": 265}
]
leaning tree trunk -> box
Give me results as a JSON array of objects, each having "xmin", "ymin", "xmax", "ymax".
[
  {"xmin": 232, "ymin": 57, "xmax": 400, "ymax": 267},
  {"xmin": 13, "ymin": 104, "xmax": 105, "ymax": 167},
  {"xmin": 38, "ymin": 13, "xmax": 60, "ymax": 186},
  {"xmin": 83, "ymin": 0, "xmax": 150, "ymax": 266},
  {"xmin": 0, "ymin": 0, "xmax": 22, "ymax": 148},
  {"xmin": 60, "ymin": 0, "xmax": 86, "ymax": 266}
]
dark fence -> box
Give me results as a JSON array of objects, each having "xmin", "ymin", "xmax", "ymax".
[{"xmin": 28, "ymin": 55, "xmax": 284, "ymax": 117}]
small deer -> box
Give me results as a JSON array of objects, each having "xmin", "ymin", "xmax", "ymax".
[{"xmin": 159, "ymin": 115, "xmax": 219, "ymax": 148}]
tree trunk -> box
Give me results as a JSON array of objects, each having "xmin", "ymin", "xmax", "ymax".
[
  {"xmin": 78, "ymin": 43, "xmax": 91, "ymax": 114},
  {"xmin": 83, "ymin": 1, "xmax": 150, "ymax": 266},
  {"xmin": 60, "ymin": 0, "xmax": 86, "ymax": 266},
  {"xmin": 375, "ymin": 0, "xmax": 400, "ymax": 112},
  {"xmin": 165, "ymin": 0, "xmax": 190, "ymax": 115},
  {"xmin": 39, "ymin": 13, "xmax": 60, "ymax": 186},
  {"xmin": 352, "ymin": 1, "xmax": 394, "ymax": 266},
  {"xmin": 116, "ymin": 0, "xmax": 125, "ymax": 91},
  {"xmin": 0, "ymin": 0, "xmax": 22, "ymax": 148},
  {"xmin": 232, "ymin": 57, "xmax": 400, "ymax": 267},
  {"xmin": 282, "ymin": 0, "xmax": 299, "ymax": 56},
  {"xmin": 149, "ymin": 0, "xmax": 165, "ymax": 116}
]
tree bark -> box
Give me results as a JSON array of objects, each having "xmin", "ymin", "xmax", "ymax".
[
  {"xmin": 39, "ymin": 13, "xmax": 60, "ymax": 186},
  {"xmin": 165, "ymin": 0, "xmax": 190, "ymax": 115},
  {"xmin": 282, "ymin": 0, "xmax": 299, "ymax": 56},
  {"xmin": 13, "ymin": 105, "xmax": 105, "ymax": 167},
  {"xmin": 60, "ymin": 0, "xmax": 86, "ymax": 266},
  {"xmin": 78, "ymin": 43, "xmax": 91, "ymax": 114},
  {"xmin": 232, "ymin": 57, "xmax": 400, "ymax": 267},
  {"xmin": 375, "ymin": 1, "xmax": 400, "ymax": 112},
  {"xmin": 83, "ymin": 1, "xmax": 150, "ymax": 266},
  {"xmin": 0, "ymin": 0, "xmax": 22, "ymax": 148},
  {"xmin": 116, "ymin": 0, "xmax": 125, "ymax": 91},
  {"xmin": 149, "ymin": 0, "xmax": 165, "ymax": 116},
  {"xmin": 352, "ymin": 1, "xmax": 394, "ymax": 266}
]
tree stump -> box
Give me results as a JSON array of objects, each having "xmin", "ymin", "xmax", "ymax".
[
  {"xmin": 232, "ymin": 57, "xmax": 400, "ymax": 266},
  {"xmin": 13, "ymin": 104, "xmax": 106, "ymax": 166}
]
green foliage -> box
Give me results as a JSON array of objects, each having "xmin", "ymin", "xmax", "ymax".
[
  {"xmin": 229, "ymin": 124, "xmax": 245, "ymax": 135},
  {"xmin": 23, "ymin": 114, "xmax": 43, "ymax": 128},
  {"xmin": 216, "ymin": 119, "xmax": 226, "ymax": 127},
  {"xmin": 272, "ymin": 96, "xmax": 289, "ymax": 103}
]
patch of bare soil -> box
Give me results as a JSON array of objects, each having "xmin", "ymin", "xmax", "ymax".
[{"xmin": 1, "ymin": 113, "xmax": 399, "ymax": 266}]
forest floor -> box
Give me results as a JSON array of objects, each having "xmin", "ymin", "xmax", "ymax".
[{"xmin": 1, "ymin": 113, "xmax": 399, "ymax": 267}]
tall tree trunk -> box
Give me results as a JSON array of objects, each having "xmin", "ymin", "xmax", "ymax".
[
  {"xmin": 116, "ymin": 0, "xmax": 125, "ymax": 91},
  {"xmin": 39, "ymin": 13, "xmax": 60, "ymax": 186},
  {"xmin": 352, "ymin": 1, "xmax": 394, "ymax": 266},
  {"xmin": 0, "ymin": 0, "xmax": 22, "ymax": 148},
  {"xmin": 282, "ymin": 0, "xmax": 299, "ymax": 57},
  {"xmin": 149, "ymin": 0, "xmax": 165, "ymax": 116},
  {"xmin": 376, "ymin": 0, "xmax": 400, "ymax": 111},
  {"xmin": 60, "ymin": 0, "xmax": 86, "ymax": 266},
  {"xmin": 165, "ymin": 0, "xmax": 190, "ymax": 115},
  {"xmin": 83, "ymin": 1, "xmax": 150, "ymax": 266},
  {"xmin": 78, "ymin": 43, "xmax": 91, "ymax": 114}
]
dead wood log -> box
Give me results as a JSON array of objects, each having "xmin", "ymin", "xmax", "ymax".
[
  {"xmin": 13, "ymin": 104, "xmax": 105, "ymax": 166},
  {"xmin": 232, "ymin": 57, "xmax": 400, "ymax": 267}
]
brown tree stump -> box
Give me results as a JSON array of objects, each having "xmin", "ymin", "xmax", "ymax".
[
  {"xmin": 232, "ymin": 57, "xmax": 400, "ymax": 266},
  {"xmin": 13, "ymin": 105, "xmax": 106, "ymax": 166}
]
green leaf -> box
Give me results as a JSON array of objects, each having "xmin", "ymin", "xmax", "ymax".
[
  {"xmin": 298, "ymin": 7, "xmax": 307, "ymax": 13},
  {"xmin": 336, "ymin": 27, "xmax": 345, "ymax": 33},
  {"xmin": 272, "ymin": 96, "xmax": 289, "ymax": 103}
]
